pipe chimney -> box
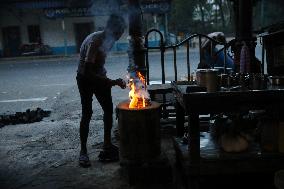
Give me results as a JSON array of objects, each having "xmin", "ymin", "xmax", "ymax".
[
  {"xmin": 127, "ymin": 0, "xmax": 146, "ymax": 77},
  {"xmin": 233, "ymin": 0, "xmax": 259, "ymax": 73}
]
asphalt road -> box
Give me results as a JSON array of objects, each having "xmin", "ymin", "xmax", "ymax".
[
  {"xmin": 0, "ymin": 49, "xmax": 197, "ymax": 189},
  {"xmin": 0, "ymin": 48, "xmax": 200, "ymax": 114},
  {"xmin": 0, "ymin": 44, "xmax": 264, "ymax": 114},
  {"xmin": 0, "ymin": 58, "xmax": 77, "ymax": 114}
]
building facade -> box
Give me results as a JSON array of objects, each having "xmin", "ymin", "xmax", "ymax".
[
  {"xmin": 0, "ymin": 0, "xmax": 171, "ymax": 57},
  {"xmin": 0, "ymin": 0, "xmax": 129, "ymax": 57}
]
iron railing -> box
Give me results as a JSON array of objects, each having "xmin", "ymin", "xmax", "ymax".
[{"xmin": 144, "ymin": 29, "xmax": 233, "ymax": 85}]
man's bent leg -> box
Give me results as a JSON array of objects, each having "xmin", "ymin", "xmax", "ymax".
[
  {"xmin": 103, "ymin": 108, "xmax": 113, "ymax": 148},
  {"xmin": 77, "ymin": 76, "xmax": 93, "ymax": 155},
  {"xmin": 79, "ymin": 112, "xmax": 92, "ymax": 167},
  {"xmin": 96, "ymin": 88, "xmax": 119, "ymax": 162},
  {"xmin": 80, "ymin": 111, "xmax": 92, "ymax": 154}
]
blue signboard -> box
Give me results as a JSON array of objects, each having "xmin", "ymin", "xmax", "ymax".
[
  {"xmin": 141, "ymin": 0, "xmax": 171, "ymax": 13},
  {"xmin": 45, "ymin": 7, "xmax": 94, "ymax": 18},
  {"xmin": 44, "ymin": 0, "xmax": 172, "ymax": 18},
  {"xmin": 44, "ymin": 0, "xmax": 123, "ymax": 18}
]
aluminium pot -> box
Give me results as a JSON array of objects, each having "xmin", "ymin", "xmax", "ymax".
[
  {"xmin": 196, "ymin": 69, "xmax": 219, "ymax": 92},
  {"xmin": 268, "ymin": 76, "xmax": 284, "ymax": 86}
]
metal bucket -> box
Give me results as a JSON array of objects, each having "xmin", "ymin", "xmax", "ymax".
[
  {"xmin": 196, "ymin": 69, "xmax": 208, "ymax": 88},
  {"xmin": 117, "ymin": 100, "xmax": 161, "ymax": 163},
  {"xmin": 269, "ymin": 76, "xmax": 284, "ymax": 86},
  {"xmin": 196, "ymin": 69, "xmax": 219, "ymax": 92}
]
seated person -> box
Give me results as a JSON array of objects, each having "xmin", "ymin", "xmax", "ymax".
[{"xmin": 198, "ymin": 32, "xmax": 234, "ymax": 70}]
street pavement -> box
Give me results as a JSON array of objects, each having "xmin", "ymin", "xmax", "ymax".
[
  {"xmin": 0, "ymin": 48, "xmax": 201, "ymax": 114},
  {"xmin": 0, "ymin": 49, "xmax": 192, "ymax": 189}
]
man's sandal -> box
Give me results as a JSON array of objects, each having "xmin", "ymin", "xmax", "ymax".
[{"xmin": 98, "ymin": 145, "xmax": 119, "ymax": 162}]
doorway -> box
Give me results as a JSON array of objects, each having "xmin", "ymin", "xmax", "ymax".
[
  {"xmin": 74, "ymin": 22, "xmax": 94, "ymax": 53},
  {"xmin": 2, "ymin": 26, "xmax": 21, "ymax": 57},
  {"xmin": 27, "ymin": 25, "xmax": 41, "ymax": 43}
]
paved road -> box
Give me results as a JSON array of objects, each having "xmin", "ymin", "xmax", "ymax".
[
  {"xmin": 0, "ymin": 50, "xmax": 194, "ymax": 189},
  {"xmin": 0, "ymin": 49, "xmax": 201, "ymax": 114},
  {"xmin": 0, "ymin": 43, "xmax": 264, "ymax": 114},
  {"xmin": 0, "ymin": 58, "xmax": 77, "ymax": 114}
]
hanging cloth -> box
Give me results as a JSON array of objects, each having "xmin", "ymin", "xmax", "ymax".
[{"xmin": 240, "ymin": 43, "xmax": 250, "ymax": 73}]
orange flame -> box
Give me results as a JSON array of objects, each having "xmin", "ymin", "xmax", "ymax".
[
  {"xmin": 137, "ymin": 72, "xmax": 146, "ymax": 85},
  {"xmin": 128, "ymin": 71, "xmax": 150, "ymax": 109}
]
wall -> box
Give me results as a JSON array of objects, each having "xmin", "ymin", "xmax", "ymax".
[{"xmin": 0, "ymin": 9, "xmax": 129, "ymax": 57}]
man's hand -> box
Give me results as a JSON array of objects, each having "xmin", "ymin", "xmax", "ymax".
[{"xmin": 115, "ymin": 78, "xmax": 126, "ymax": 89}]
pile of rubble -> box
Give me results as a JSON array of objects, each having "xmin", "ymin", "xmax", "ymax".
[{"xmin": 0, "ymin": 108, "xmax": 51, "ymax": 128}]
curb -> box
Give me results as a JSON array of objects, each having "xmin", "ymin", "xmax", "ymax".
[
  {"xmin": 0, "ymin": 47, "xmax": 199, "ymax": 64},
  {"xmin": 0, "ymin": 52, "xmax": 128, "ymax": 63},
  {"xmin": 0, "ymin": 54, "xmax": 78, "ymax": 62}
]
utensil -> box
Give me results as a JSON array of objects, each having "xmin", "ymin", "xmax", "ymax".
[{"xmin": 269, "ymin": 76, "xmax": 284, "ymax": 86}]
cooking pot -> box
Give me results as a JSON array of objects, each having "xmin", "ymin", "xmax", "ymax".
[
  {"xmin": 268, "ymin": 76, "xmax": 284, "ymax": 86},
  {"xmin": 196, "ymin": 69, "xmax": 219, "ymax": 92},
  {"xmin": 196, "ymin": 69, "xmax": 207, "ymax": 87},
  {"xmin": 249, "ymin": 74, "xmax": 268, "ymax": 90}
]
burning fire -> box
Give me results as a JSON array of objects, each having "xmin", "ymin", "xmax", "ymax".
[{"xmin": 128, "ymin": 71, "xmax": 151, "ymax": 109}]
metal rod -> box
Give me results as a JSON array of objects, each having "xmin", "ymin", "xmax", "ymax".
[
  {"xmin": 186, "ymin": 41, "xmax": 190, "ymax": 81},
  {"xmin": 173, "ymin": 47, "xmax": 177, "ymax": 81},
  {"xmin": 128, "ymin": 0, "xmax": 146, "ymax": 77},
  {"xmin": 164, "ymin": 13, "xmax": 168, "ymax": 44},
  {"xmin": 62, "ymin": 18, "xmax": 67, "ymax": 56},
  {"xmin": 161, "ymin": 44, "xmax": 165, "ymax": 84},
  {"xmin": 199, "ymin": 35, "xmax": 202, "ymax": 68},
  {"xmin": 145, "ymin": 29, "xmax": 165, "ymax": 84},
  {"xmin": 145, "ymin": 40, "xmax": 150, "ymax": 85},
  {"xmin": 223, "ymin": 45, "xmax": 227, "ymax": 74},
  {"xmin": 210, "ymin": 40, "xmax": 213, "ymax": 68},
  {"xmin": 261, "ymin": 37, "xmax": 265, "ymax": 74}
]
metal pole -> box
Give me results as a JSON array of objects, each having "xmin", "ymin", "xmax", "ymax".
[
  {"xmin": 173, "ymin": 47, "xmax": 177, "ymax": 81},
  {"xmin": 154, "ymin": 14, "xmax": 158, "ymax": 42},
  {"xmin": 165, "ymin": 13, "xmax": 168, "ymax": 44},
  {"xmin": 128, "ymin": 0, "xmax": 146, "ymax": 77},
  {"xmin": 61, "ymin": 18, "xmax": 67, "ymax": 56},
  {"xmin": 199, "ymin": 35, "xmax": 202, "ymax": 68},
  {"xmin": 239, "ymin": 0, "xmax": 255, "ymax": 73},
  {"xmin": 186, "ymin": 41, "xmax": 190, "ymax": 80},
  {"xmin": 261, "ymin": 38, "xmax": 265, "ymax": 74},
  {"xmin": 223, "ymin": 46, "xmax": 227, "ymax": 74},
  {"xmin": 239, "ymin": 0, "xmax": 253, "ymax": 41}
]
